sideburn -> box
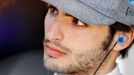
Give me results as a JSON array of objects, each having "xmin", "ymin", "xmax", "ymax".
[{"xmin": 102, "ymin": 27, "xmax": 114, "ymax": 51}]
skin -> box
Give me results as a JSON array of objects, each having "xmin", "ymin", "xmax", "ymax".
[{"xmin": 43, "ymin": 4, "xmax": 134, "ymax": 75}]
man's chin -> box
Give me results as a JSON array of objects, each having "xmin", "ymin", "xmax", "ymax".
[
  {"xmin": 44, "ymin": 54, "xmax": 67, "ymax": 69},
  {"xmin": 44, "ymin": 57, "xmax": 78, "ymax": 74},
  {"xmin": 44, "ymin": 63, "xmax": 77, "ymax": 74}
]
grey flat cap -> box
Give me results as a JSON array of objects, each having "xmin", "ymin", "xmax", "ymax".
[{"xmin": 43, "ymin": 0, "xmax": 134, "ymax": 26}]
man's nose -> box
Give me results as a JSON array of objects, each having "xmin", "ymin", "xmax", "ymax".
[{"xmin": 46, "ymin": 22, "xmax": 64, "ymax": 41}]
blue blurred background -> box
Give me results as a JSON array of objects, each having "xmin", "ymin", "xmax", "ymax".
[{"xmin": 0, "ymin": 0, "xmax": 48, "ymax": 59}]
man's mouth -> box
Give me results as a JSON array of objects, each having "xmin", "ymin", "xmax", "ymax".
[{"xmin": 45, "ymin": 44, "xmax": 66, "ymax": 58}]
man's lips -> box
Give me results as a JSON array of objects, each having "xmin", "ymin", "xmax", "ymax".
[{"xmin": 45, "ymin": 44, "xmax": 66, "ymax": 58}]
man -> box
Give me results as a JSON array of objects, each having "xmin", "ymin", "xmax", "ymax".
[{"xmin": 43, "ymin": 0, "xmax": 134, "ymax": 75}]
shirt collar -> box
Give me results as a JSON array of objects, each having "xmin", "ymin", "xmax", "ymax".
[
  {"xmin": 54, "ymin": 66, "xmax": 121, "ymax": 75},
  {"xmin": 54, "ymin": 73, "xmax": 58, "ymax": 75},
  {"xmin": 106, "ymin": 65, "xmax": 121, "ymax": 75}
]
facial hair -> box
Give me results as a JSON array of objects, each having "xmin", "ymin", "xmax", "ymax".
[{"xmin": 43, "ymin": 33, "xmax": 112, "ymax": 74}]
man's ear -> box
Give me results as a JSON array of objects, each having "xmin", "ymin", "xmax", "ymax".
[{"xmin": 113, "ymin": 29, "xmax": 134, "ymax": 51}]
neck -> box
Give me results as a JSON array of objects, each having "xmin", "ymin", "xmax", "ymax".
[
  {"xmin": 55, "ymin": 63, "xmax": 116, "ymax": 75},
  {"xmin": 55, "ymin": 50, "xmax": 119, "ymax": 75}
]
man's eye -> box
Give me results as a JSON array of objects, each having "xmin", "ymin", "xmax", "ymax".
[
  {"xmin": 49, "ymin": 6, "xmax": 58, "ymax": 15},
  {"xmin": 72, "ymin": 18, "xmax": 88, "ymax": 27},
  {"xmin": 77, "ymin": 20, "xmax": 85, "ymax": 26},
  {"xmin": 76, "ymin": 20, "xmax": 88, "ymax": 27}
]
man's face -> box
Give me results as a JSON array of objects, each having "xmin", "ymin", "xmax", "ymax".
[{"xmin": 44, "ymin": 5, "xmax": 112, "ymax": 73}]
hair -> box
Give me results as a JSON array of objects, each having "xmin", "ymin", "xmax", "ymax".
[{"xmin": 109, "ymin": 22, "xmax": 134, "ymax": 58}]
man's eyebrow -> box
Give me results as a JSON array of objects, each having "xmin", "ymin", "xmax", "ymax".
[
  {"xmin": 65, "ymin": 13, "xmax": 73, "ymax": 17},
  {"xmin": 47, "ymin": 4, "xmax": 58, "ymax": 10},
  {"xmin": 46, "ymin": 3, "xmax": 73, "ymax": 17}
]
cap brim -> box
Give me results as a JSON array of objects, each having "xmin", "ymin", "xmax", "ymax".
[{"xmin": 44, "ymin": 0, "xmax": 115, "ymax": 25}]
